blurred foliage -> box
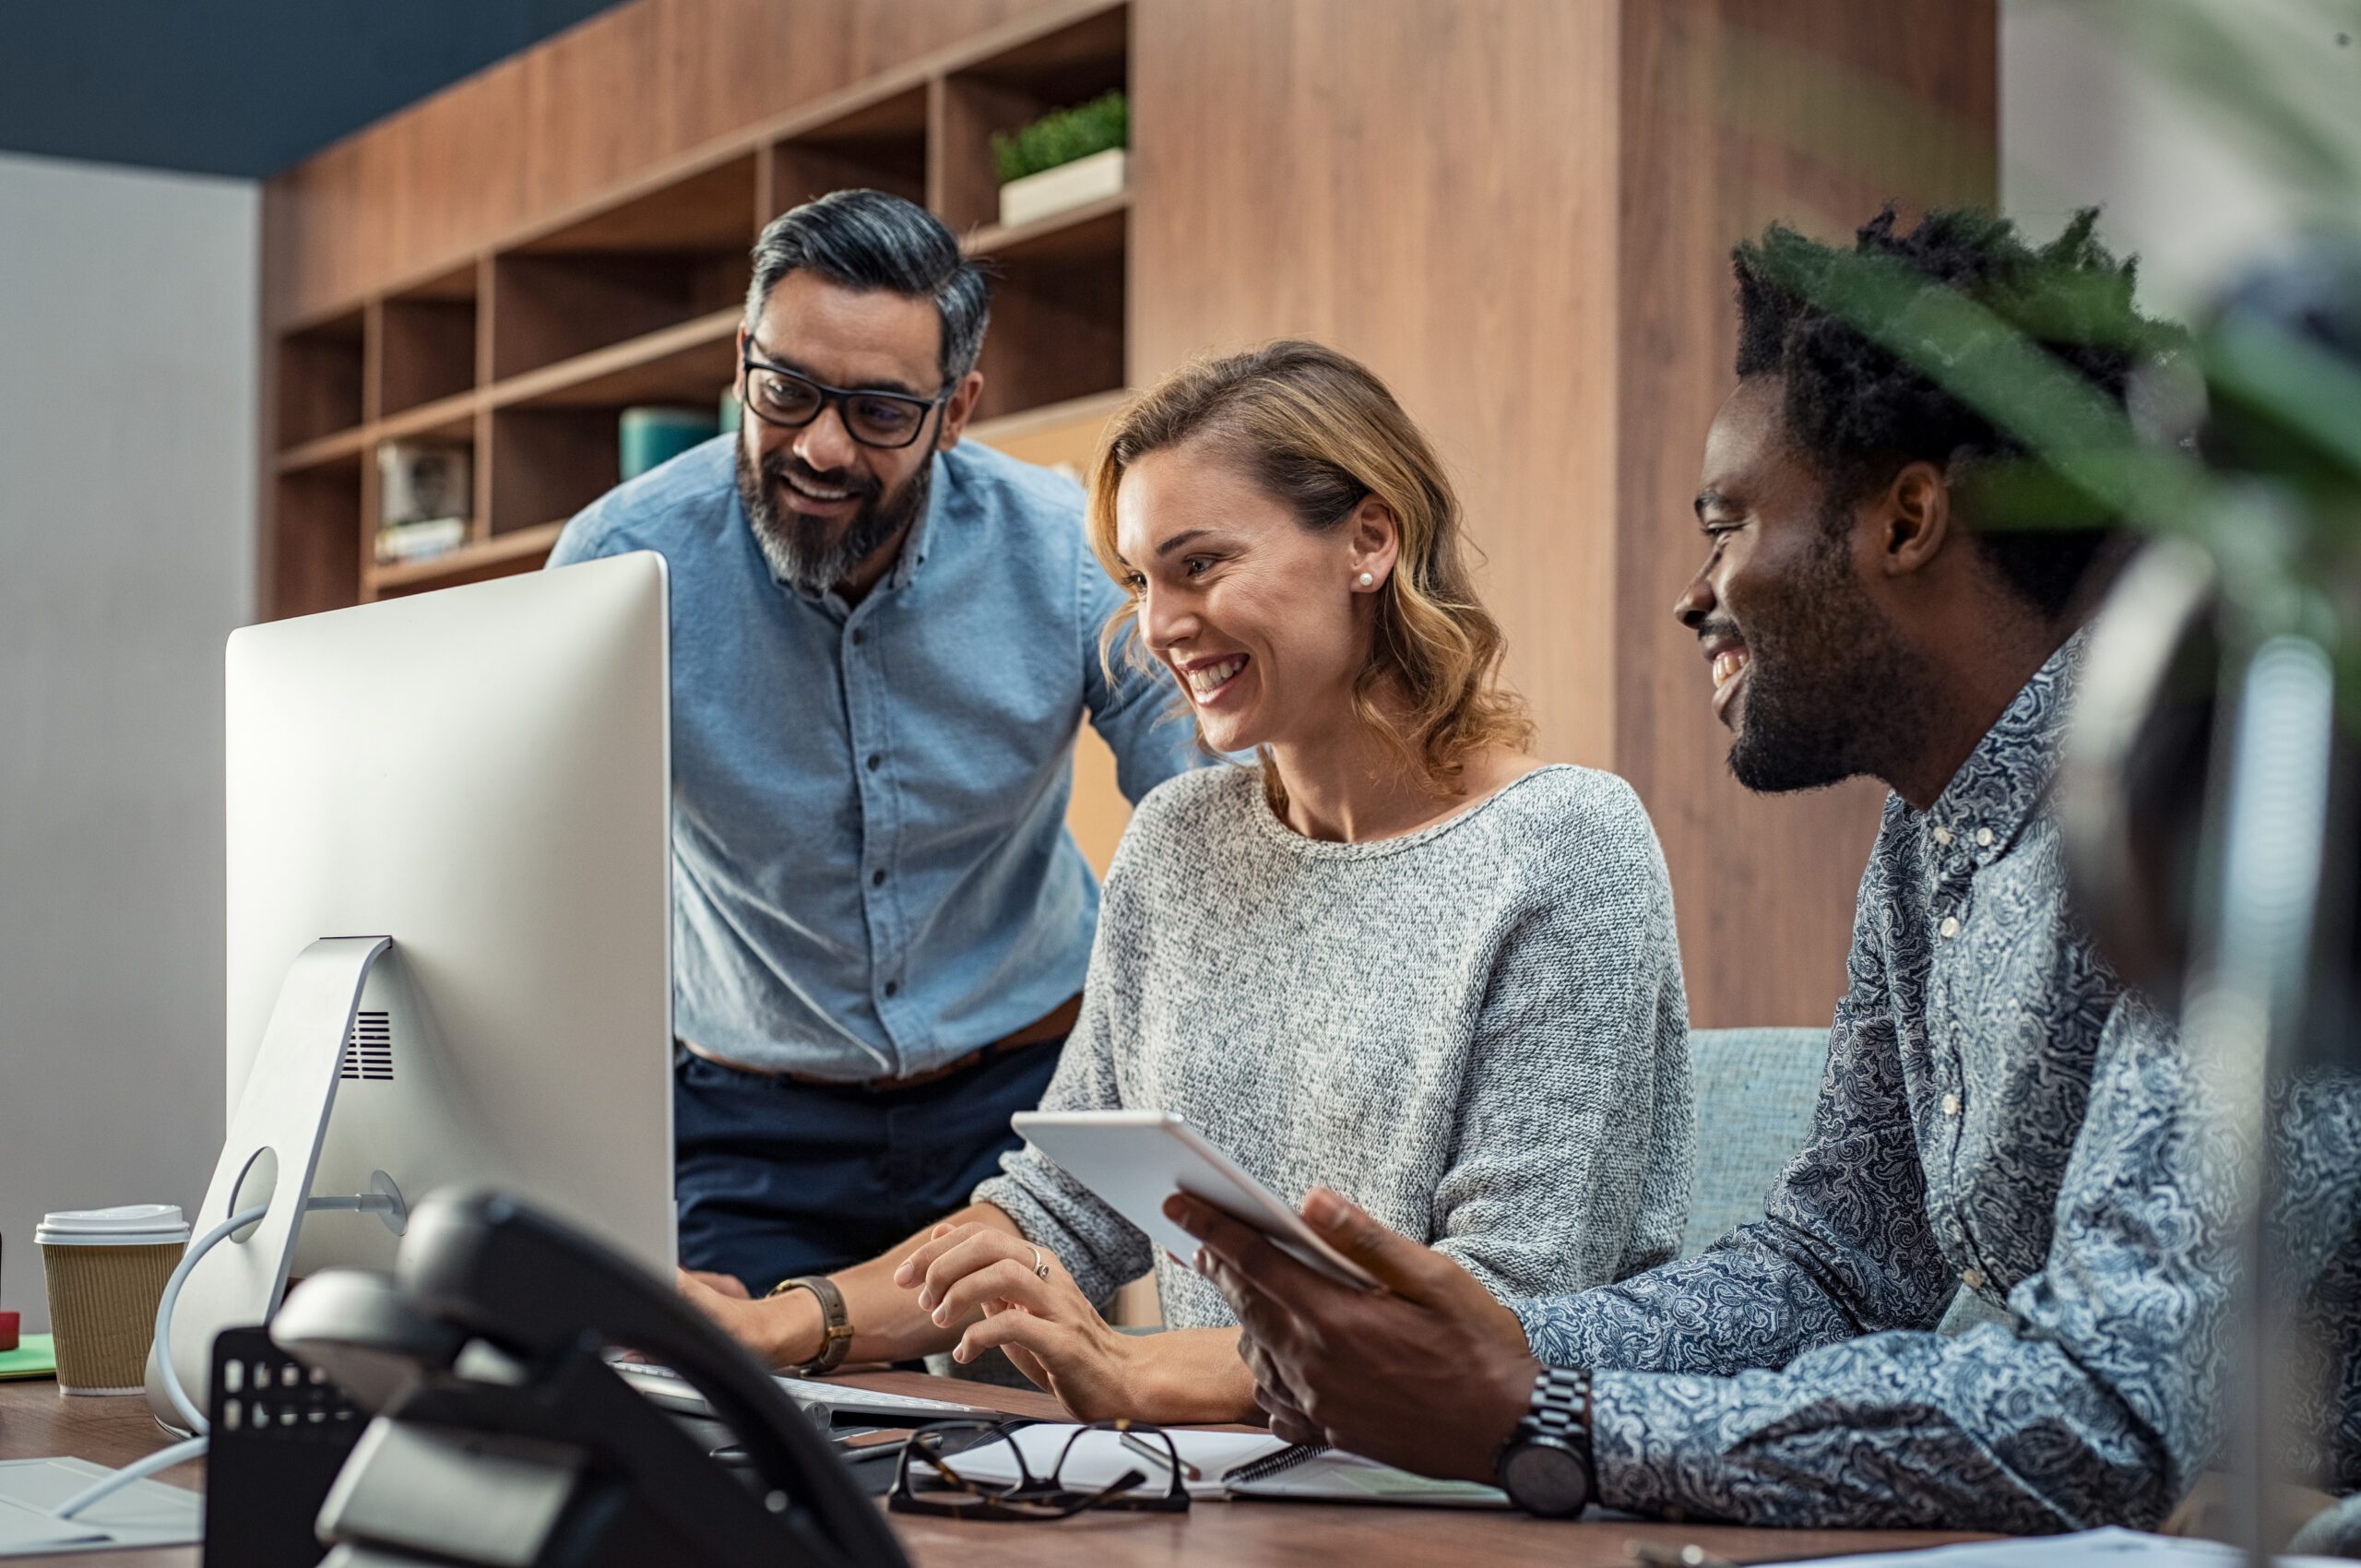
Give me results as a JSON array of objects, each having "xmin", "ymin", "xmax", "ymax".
[
  {"xmin": 1768, "ymin": 0, "xmax": 2361, "ymax": 722},
  {"xmin": 991, "ymin": 90, "xmax": 1129, "ymax": 185}
]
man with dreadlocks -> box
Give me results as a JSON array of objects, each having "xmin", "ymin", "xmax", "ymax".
[{"xmin": 1169, "ymin": 207, "xmax": 2361, "ymax": 1532}]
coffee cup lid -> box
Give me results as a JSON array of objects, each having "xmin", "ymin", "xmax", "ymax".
[{"xmin": 35, "ymin": 1204, "xmax": 190, "ymax": 1247}]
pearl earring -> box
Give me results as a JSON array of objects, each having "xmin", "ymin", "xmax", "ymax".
[{"xmin": 1357, "ymin": 571, "xmax": 1375, "ymax": 588}]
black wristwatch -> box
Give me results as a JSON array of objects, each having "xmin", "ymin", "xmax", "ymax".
[{"xmin": 1497, "ymin": 1366, "xmax": 1595, "ymax": 1518}]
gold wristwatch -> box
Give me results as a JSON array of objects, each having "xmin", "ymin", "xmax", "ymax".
[{"xmin": 766, "ymin": 1274, "xmax": 853, "ymax": 1375}]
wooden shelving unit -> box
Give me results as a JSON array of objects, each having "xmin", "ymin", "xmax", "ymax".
[
  {"xmin": 963, "ymin": 388, "xmax": 1132, "ymax": 478},
  {"xmin": 366, "ymin": 521, "xmax": 568, "ymax": 600},
  {"xmin": 260, "ymin": 0, "xmax": 1132, "ymax": 620}
]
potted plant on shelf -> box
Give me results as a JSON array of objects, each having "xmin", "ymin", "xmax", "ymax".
[{"xmin": 991, "ymin": 89, "xmax": 1128, "ymax": 229}]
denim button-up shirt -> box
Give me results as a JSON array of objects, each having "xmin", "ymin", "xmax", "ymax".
[
  {"xmin": 549, "ymin": 435, "xmax": 1196, "ymax": 1078},
  {"xmin": 1515, "ymin": 634, "xmax": 2361, "ymax": 1531}
]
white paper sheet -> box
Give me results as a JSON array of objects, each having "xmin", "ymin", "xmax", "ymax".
[
  {"xmin": 0, "ymin": 1457, "xmax": 204, "ymax": 1557},
  {"xmin": 1770, "ymin": 1525, "xmax": 2350, "ymax": 1568}
]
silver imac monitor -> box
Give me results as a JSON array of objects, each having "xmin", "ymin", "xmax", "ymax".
[{"xmin": 154, "ymin": 551, "xmax": 675, "ymax": 1423}]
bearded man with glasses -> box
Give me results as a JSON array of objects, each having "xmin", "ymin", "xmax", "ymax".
[{"xmin": 549, "ymin": 190, "xmax": 1199, "ymax": 1330}]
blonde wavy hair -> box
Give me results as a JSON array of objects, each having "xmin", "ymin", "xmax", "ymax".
[{"xmin": 1086, "ymin": 340, "xmax": 1532, "ymax": 795}]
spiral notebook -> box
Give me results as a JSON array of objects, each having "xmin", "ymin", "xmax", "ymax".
[{"xmin": 1220, "ymin": 1443, "xmax": 1508, "ymax": 1508}]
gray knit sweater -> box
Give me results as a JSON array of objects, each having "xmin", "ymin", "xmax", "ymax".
[{"xmin": 975, "ymin": 763, "xmax": 1694, "ymax": 1329}]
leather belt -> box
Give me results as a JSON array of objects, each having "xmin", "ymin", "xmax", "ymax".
[{"xmin": 682, "ymin": 993, "xmax": 1082, "ymax": 1091}]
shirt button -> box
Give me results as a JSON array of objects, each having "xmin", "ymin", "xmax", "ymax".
[
  {"xmin": 867, "ymin": 754, "xmax": 882, "ymax": 771},
  {"xmin": 851, "ymin": 628, "xmax": 866, "ymax": 646},
  {"xmin": 872, "ymin": 869, "xmax": 886, "ymax": 887},
  {"xmin": 1975, "ymin": 827, "xmax": 1994, "ymax": 848},
  {"xmin": 1962, "ymin": 1267, "xmax": 1986, "ymax": 1292},
  {"xmin": 1940, "ymin": 915, "xmax": 1961, "ymax": 939},
  {"xmin": 1932, "ymin": 826, "xmax": 1953, "ymax": 846},
  {"xmin": 1941, "ymin": 1092, "xmax": 1961, "ymax": 1116},
  {"xmin": 883, "ymin": 980, "xmax": 898, "ymax": 998}
]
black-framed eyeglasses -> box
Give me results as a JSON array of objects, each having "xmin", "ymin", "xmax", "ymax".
[
  {"xmin": 739, "ymin": 350, "xmax": 949, "ymax": 450},
  {"xmin": 888, "ymin": 1419, "xmax": 1192, "ymax": 1522}
]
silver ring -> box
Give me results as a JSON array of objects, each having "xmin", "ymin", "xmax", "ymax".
[{"xmin": 1029, "ymin": 1245, "xmax": 1050, "ymax": 1281}]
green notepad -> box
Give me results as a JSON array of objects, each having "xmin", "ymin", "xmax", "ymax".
[{"xmin": 0, "ymin": 1335, "xmax": 55, "ymax": 1381}]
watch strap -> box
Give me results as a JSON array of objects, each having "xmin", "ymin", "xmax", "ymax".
[
  {"xmin": 1494, "ymin": 1364, "xmax": 1597, "ymax": 1519},
  {"xmin": 1522, "ymin": 1365, "xmax": 1593, "ymax": 1455},
  {"xmin": 766, "ymin": 1274, "xmax": 853, "ymax": 1374},
  {"xmin": 1518, "ymin": 1365, "xmax": 1596, "ymax": 1487}
]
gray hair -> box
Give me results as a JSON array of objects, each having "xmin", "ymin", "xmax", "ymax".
[{"xmin": 743, "ymin": 189, "xmax": 991, "ymax": 385}]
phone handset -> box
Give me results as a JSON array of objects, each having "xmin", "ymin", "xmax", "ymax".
[{"xmin": 271, "ymin": 1189, "xmax": 910, "ymax": 1568}]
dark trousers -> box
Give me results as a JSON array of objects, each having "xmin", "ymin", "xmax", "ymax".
[{"xmin": 673, "ymin": 1039, "xmax": 1064, "ymax": 1295}]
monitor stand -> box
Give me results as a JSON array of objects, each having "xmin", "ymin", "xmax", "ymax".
[{"xmin": 145, "ymin": 935, "xmax": 401, "ymax": 1433}]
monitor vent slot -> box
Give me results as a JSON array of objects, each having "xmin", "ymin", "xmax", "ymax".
[{"xmin": 340, "ymin": 1012, "xmax": 393, "ymax": 1082}]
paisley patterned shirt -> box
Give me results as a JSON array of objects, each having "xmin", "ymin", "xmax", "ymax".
[{"xmin": 1515, "ymin": 635, "xmax": 2361, "ymax": 1532}]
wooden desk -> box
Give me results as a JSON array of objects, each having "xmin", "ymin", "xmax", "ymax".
[{"xmin": 0, "ymin": 1372, "xmax": 1989, "ymax": 1566}]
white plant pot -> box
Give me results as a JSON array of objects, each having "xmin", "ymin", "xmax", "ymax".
[{"xmin": 998, "ymin": 148, "xmax": 1128, "ymax": 230}]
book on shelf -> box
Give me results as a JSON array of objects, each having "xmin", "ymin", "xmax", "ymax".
[
  {"xmin": 620, "ymin": 405, "xmax": 719, "ymax": 481},
  {"xmin": 374, "ymin": 516, "xmax": 467, "ymax": 566},
  {"xmin": 377, "ymin": 440, "xmax": 471, "ymax": 529}
]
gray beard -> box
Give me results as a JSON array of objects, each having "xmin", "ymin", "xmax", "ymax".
[{"xmin": 737, "ymin": 444, "xmax": 931, "ymax": 597}]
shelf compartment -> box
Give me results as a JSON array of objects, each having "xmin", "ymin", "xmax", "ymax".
[
  {"xmin": 278, "ymin": 424, "xmax": 373, "ymax": 475},
  {"xmin": 488, "ymin": 407, "xmax": 623, "ymax": 538},
  {"xmin": 492, "ymin": 153, "xmax": 758, "ymax": 381},
  {"xmin": 492, "ymin": 309, "xmax": 738, "ymax": 411},
  {"xmin": 366, "ymin": 520, "xmax": 564, "ymax": 600},
  {"xmin": 960, "ymin": 193, "xmax": 1129, "ymax": 265},
  {"xmin": 521, "ymin": 153, "xmax": 760, "ymax": 255},
  {"xmin": 934, "ymin": 5, "xmax": 1129, "ymax": 233},
  {"xmin": 492, "ymin": 252, "xmax": 747, "ymax": 382},
  {"xmin": 277, "ymin": 309, "xmax": 366, "ymax": 449},
  {"xmin": 966, "ymin": 386, "xmax": 1132, "ymax": 477},
  {"xmin": 968, "ymin": 207, "xmax": 1126, "ymax": 423},
  {"xmin": 769, "ymin": 84, "xmax": 930, "ymax": 217},
  {"xmin": 375, "ymin": 391, "xmax": 478, "ymax": 446},
  {"xmin": 271, "ymin": 454, "xmax": 364, "ymax": 619},
  {"xmin": 483, "ymin": 313, "xmax": 735, "ymax": 540},
  {"xmin": 378, "ymin": 262, "xmax": 480, "ymax": 417}
]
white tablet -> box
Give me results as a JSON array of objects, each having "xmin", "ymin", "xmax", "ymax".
[{"xmin": 1010, "ymin": 1110, "xmax": 1381, "ymax": 1289}]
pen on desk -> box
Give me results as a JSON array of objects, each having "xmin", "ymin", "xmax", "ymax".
[
  {"xmin": 1120, "ymin": 1430, "xmax": 1202, "ymax": 1481},
  {"xmin": 1626, "ymin": 1542, "xmax": 1739, "ymax": 1568}
]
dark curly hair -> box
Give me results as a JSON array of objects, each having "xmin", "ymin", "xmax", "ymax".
[{"xmin": 1734, "ymin": 206, "xmax": 2176, "ymax": 620}]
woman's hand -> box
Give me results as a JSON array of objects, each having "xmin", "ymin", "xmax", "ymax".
[
  {"xmin": 677, "ymin": 1266, "xmax": 818, "ymax": 1368},
  {"xmin": 893, "ymin": 1222, "xmax": 1146, "ymax": 1420}
]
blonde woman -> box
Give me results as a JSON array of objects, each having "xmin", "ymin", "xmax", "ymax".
[{"xmin": 682, "ymin": 341, "xmax": 1691, "ymax": 1423}]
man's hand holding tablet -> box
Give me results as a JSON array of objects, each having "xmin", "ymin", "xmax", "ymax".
[
  {"xmin": 1166, "ymin": 1183, "xmax": 1539, "ymax": 1486},
  {"xmin": 1009, "ymin": 1111, "xmax": 1382, "ymax": 1290},
  {"xmin": 1013, "ymin": 1111, "xmax": 1537, "ymax": 1481}
]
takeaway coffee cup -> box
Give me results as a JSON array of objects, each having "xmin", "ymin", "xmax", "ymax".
[{"xmin": 36, "ymin": 1205, "xmax": 189, "ymax": 1395}]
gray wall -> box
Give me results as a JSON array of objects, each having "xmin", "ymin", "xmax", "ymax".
[{"xmin": 0, "ymin": 152, "xmax": 256, "ymax": 1332}]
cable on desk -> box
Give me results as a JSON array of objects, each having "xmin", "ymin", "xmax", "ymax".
[
  {"xmin": 51, "ymin": 1191, "xmax": 397, "ymax": 1522},
  {"xmin": 151, "ymin": 1202, "xmax": 269, "ymax": 1436},
  {"xmin": 49, "ymin": 1434, "xmax": 209, "ymax": 1522}
]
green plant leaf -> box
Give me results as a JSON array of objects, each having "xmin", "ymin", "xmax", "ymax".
[{"xmin": 992, "ymin": 90, "xmax": 1129, "ymax": 184}]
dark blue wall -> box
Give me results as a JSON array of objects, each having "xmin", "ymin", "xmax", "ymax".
[{"xmin": 0, "ymin": 1, "xmax": 626, "ymax": 178}]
